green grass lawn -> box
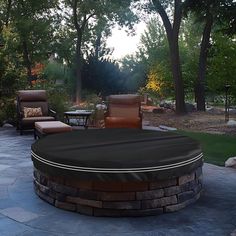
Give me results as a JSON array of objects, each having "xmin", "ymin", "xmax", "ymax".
[{"xmin": 177, "ymin": 131, "xmax": 236, "ymax": 166}]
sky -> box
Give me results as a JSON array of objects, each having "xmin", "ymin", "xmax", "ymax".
[{"xmin": 106, "ymin": 22, "xmax": 147, "ymax": 60}]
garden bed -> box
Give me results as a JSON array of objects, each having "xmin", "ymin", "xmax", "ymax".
[{"xmin": 143, "ymin": 109, "xmax": 236, "ymax": 135}]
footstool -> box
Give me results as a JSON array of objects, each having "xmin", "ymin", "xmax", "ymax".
[{"xmin": 34, "ymin": 121, "xmax": 72, "ymax": 139}]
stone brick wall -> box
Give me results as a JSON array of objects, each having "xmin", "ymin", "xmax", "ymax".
[{"xmin": 34, "ymin": 167, "xmax": 202, "ymax": 217}]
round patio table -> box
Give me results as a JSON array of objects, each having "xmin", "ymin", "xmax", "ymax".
[
  {"xmin": 31, "ymin": 128, "xmax": 203, "ymax": 216},
  {"xmin": 64, "ymin": 110, "xmax": 93, "ymax": 129}
]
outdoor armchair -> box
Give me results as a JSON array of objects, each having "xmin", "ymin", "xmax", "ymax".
[
  {"xmin": 104, "ymin": 94, "xmax": 142, "ymax": 129},
  {"xmin": 16, "ymin": 90, "xmax": 56, "ymax": 134}
]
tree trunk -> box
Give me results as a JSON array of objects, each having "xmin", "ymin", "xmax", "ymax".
[
  {"xmin": 73, "ymin": 0, "xmax": 86, "ymax": 104},
  {"xmin": 75, "ymin": 32, "xmax": 82, "ymax": 104},
  {"xmin": 152, "ymin": 0, "xmax": 186, "ymax": 114},
  {"xmin": 169, "ymin": 38, "xmax": 186, "ymax": 114},
  {"xmin": 94, "ymin": 33, "xmax": 101, "ymax": 61},
  {"xmin": 5, "ymin": 0, "xmax": 12, "ymax": 27},
  {"xmin": 196, "ymin": 13, "xmax": 213, "ymax": 111},
  {"xmin": 22, "ymin": 40, "xmax": 32, "ymax": 87}
]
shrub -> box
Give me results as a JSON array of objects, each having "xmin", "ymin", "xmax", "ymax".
[
  {"xmin": 46, "ymin": 87, "xmax": 71, "ymax": 121},
  {"xmin": 0, "ymin": 98, "xmax": 17, "ymax": 126}
]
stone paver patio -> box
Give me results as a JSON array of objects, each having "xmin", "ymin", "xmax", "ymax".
[{"xmin": 0, "ymin": 127, "xmax": 236, "ymax": 236}]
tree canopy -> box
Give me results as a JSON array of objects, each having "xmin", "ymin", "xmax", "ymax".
[{"xmin": 0, "ymin": 0, "xmax": 235, "ymax": 119}]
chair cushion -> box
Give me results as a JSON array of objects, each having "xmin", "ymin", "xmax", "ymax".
[
  {"xmin": 23, "ymin": 107, "xmax": 42, "ymax": 118},
  {"xmin": 35, "ymin": 121, "xmax": 72, "ymax": 134},
  {"xmin": 18, "ymin": 90, "xmax": 47, "ymax": 102},
  {"xmin": 109, "ymin": 95, "xmax": 141, "ymax": 105},
  {"xmin": 20, "ymin": 102, "xmax": 48, "ymax": 116},
  {"xmin": 105, "ymin": 117, "xmax": 142, "ymax": 129},
  {"xmin": 109, "ymin": 105, "xmax": 139, "ymax": 118},
  {"xmin": 22, "ymin": 116, "xmax": 55, "ymax": 125}
]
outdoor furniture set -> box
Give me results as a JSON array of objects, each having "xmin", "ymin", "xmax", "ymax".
[
  {"xmin": 16, "ymin": 90, "xmax": 143, "ymax": 137},
  {"xmin": 16, "ymin": 90, "xmax": 94, "ymax": 138},
  {"xmin": 16, "ymin": 90, "xmax": 203, "ymax": 217}
]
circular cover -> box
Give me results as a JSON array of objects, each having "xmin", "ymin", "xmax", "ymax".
[{"xmin": 31, "ymin": 129, "xmax": 203, "ymax": 181}]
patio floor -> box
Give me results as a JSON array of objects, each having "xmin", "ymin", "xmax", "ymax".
[{"xmin": 0, "ymin": 127, "xmax": 236, "ymax": 236}]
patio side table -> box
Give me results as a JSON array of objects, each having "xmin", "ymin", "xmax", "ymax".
[{"xmin": 64, "ymin": 110, "xmax": 93, "ymax": 129}]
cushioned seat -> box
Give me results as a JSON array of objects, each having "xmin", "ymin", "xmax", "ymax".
[
  {"xmin": 105, "ymin": 94, "xmax": 142, "ymax": 129},
  {"xmin": 35, "ymin": 121, "xmax": 72, "ymax": 139},
  {"xmin": 105, "ymin": 117, "xmax": 141, "ymax": 128},
  {"xmin": 22, "ymin": 116, "xmax": 55, "ymax": 124}
]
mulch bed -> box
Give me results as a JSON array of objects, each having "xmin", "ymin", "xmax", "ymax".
[{"xmin": 143, "ymin": 109, "xmax": 236, "ymax": 135}]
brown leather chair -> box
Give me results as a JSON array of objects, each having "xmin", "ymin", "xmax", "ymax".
[
  {"xmin": 104, "ymin": 94, "xmax": 142, "ymax": 129},
  {"xmin": 16, "ymin": 90, "xmax": 56, "ymax": 134}
]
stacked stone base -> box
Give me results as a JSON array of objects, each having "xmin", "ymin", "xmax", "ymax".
[{"xmin": 34, "ymin": 167, "xmax": 202, "ymax": 217}]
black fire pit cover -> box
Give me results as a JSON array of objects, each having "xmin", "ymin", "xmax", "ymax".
[{"xmin": 31, "ymin": 128, "xmax": 203, "ymax": 181}]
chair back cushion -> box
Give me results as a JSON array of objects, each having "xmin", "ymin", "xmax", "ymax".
[
  {"xmin": 108, "ymin": 95, "xmax": 141, "ymax": 118},
  {"xmin": 109, "ymin": 105, "xmax": 139, "ymax": 118},
  {"xmin": 17, "ymin": 90, "xmax": 48, "ymax": 116},
  {"xmin": 18, "ymin": 90, "xmax": 47, "ymax": 102}
]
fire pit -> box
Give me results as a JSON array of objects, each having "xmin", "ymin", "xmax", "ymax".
[{"xmin": 31, "ymin": 128, "xmax": 203, "ymax": 216}]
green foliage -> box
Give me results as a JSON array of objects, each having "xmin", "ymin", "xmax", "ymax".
[
  {"xmin": 48, "ymin": 94, "xmax": 68, "ymax": 119},
  {"xmin": 30, "ymin": 63, "xmax": 72, "ymax": 120},
  {"xmin": 207, "ymin": 33, "xmax": 236, "ymax": 100},
  {"xmin": 0, "ymin": 26, "xmax": 28, "ymax": 91},
  {"xmin": 0, "ymin": 98, "xmax": 16, "ymax": 126},
  {"xmin": 184, "ymin": 0, "xmax": 235, "ymax": 35},
  {"xmin": 43, "ymin": 62, "xmax": 74, "ymax": 86},
  {"xmin": 120, "ymin": 17, "xmax": 176, "ymax": 99},
  {"xmin": 138, "ymin": 17, "xmax": 169, "ymax": 68},
  {"xmin": 183, "ymin": 0, "xmax": 236, "ymax": 109},
  {"xmin": 0, "ymin": 0, "xmax": 235, "ymax": 112},
  {"xmin": 180, "ymin": 16, "xmax": 201, "ymax": 94},
  {"xmin": 0, "ymin": 0, "xmax": 60, "ymax": 93},
  {"xmin": 0, "ymin": 25, "xmax": 28, "ymax": 127},
  {"xmin": 46, "ymin": 87, "xmax": 71, "ymax": 121},
  {"xmin": 80, "ymin": 90, "xmax": 102, "ymax": 109}
]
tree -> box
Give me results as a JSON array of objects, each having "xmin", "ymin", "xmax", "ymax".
[
  {"xmin": 180, "ymin": 15, "xmax": 201, "ymax": 97},
  {"xmin": 82, "ymin": 56, "xmax": 125, "ymax": 96},
  {"xmin": 138, "ymin": 17, "xmax": 169, "ymax": 69},
  {"xmin": 137, "ymin": 17, "xmax": 173, "ymax": 97},
  {"xmin": 62, "ymin": 0, "xmax": 138, "ymax": 103},
  {"xmin": 1, "ymin": 0, "xmax": 59, "ymax": 86},
  {"xmin": 207, "ymin": 33, "xmax": 236, "ymax": 100},
  {"xmin": 151, "ymin": 0, "xmax": 186, "ymax": 114},
  {"xmin": 121, "ymin": 55, "xmax": 147, "ymax": 92},
  {"xmin": 0, "ymin": 0, "xmax": 12, "ymax": 29},
  {"xmin": 184, "ymin": 0, "xmax": 235, "ymax": 111}
]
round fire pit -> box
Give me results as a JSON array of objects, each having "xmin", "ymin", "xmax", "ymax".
[{"xmin": 31, "ymin": 128, "xmax": 203, "ymax": 217}]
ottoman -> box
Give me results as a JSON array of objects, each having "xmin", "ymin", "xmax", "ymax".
[{"xmin": 34, "ymin": 121, "xmax": 72, "ymax": 139}]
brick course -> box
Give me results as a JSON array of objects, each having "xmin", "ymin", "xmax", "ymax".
[
  {"xmin": 136, "ymin": 189, "xmax": 164, "ymax": 200},
  {"xmin": 34, "ymin": 166, "xmax": 202, "ymax": 217}
]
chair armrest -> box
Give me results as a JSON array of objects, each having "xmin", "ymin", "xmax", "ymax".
[
  {"xmin": 19, "ymin": 111, "xmax": 24, "ymax": 119},
  {"xmin": 104, "ymin": 110, "xmax": 109, "ymax": 118},
  {"xmin": 49, "ymin": 109, "xmax": 57, "ymax": 119},
  {"xmin": 16, "ymin": 101, "xmax": 23, "ymax": 119},
  {"xmin": 139, "ymin": 110, "xmax": 143, "ymax": 118},
  {"xmin": 16, "ymin": 108, "xmax": 23, "ymax": 119}
]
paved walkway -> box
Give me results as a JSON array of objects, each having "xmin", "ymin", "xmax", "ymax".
[{"xmin": 0, "ymin": 127, "xmax": 235, "ymax": 236}]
